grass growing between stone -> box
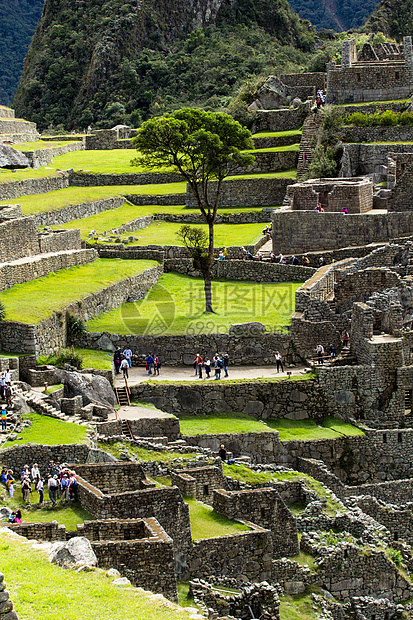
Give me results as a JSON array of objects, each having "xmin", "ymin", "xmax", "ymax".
[
  {"xmin": 279, "ymin": 590, "xmax": 322, "ymax": 620},
  {"xmin": 12, "ymin": 140, "xmax": 80, "ymax": 150},
  {"xmin": 103, "ymin": 221, "xmax": 268, "ymax": 247},
  {"xmin": 87, "ymin": 272, "xmax": 301, "ymax": 336},
  {"xmin": 221, "ymin": 464, "xmax": 343, "ymax": 517},
  {"xmin": 97, "ymin": 441, "xmax": 201, "ymax": 463},
  {"xmin": 266, "ymin": 417, "xmax": 365, "ymax": 441},
  {"xmin": 3, "ymin": 412, "xmax": 88, "ymax": 447},
  {"xmin": 179, "ymin": 412, "xmax": 276, "ymax": 436},
  {"xmin": 0, "ymin": 486, "xmax": 93, "ymax": 530},
  {"xmin": 1, "ymin": 258, "xmax": 159, "ymax": 324},
  {"xmin": 185, "ymin": 497, "xmax": 250, "ymax": 539},
  {"xmin": 0, "ymin": 532, "xmax": 196, "ymax": 620}
]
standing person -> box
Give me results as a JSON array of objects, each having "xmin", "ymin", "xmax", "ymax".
[
  {"xmin": 275, "ymin": 351, "xmax": 284, "ymax": 373},
  {"xmin": 6, "ymin": 470, "xmax": 14, "ymax": 498},
  {"xmin": 223, "ymin": 246, "xmax": 228, "ymax": 259},
  {"xmin": 0, "ymin": 405, "xmax": 6, "ymax": 431},
  {"xmin": 316, "ymin": 344, "xmax": 324, "ymax": 364},
  {"xmin": 4, "ymin": 368, "xmax": 11, "ymax": 386},
  {"xmin": 214, "ymin": 356, "xmax": 222, "ymax": 380},
  {"xmin": 204, "ymin": 357, "xmax": 211, "ymax": 378},
  {"xmin": 146, "ymin": 352, "xmax": 154, "ymax": 376},
  {"xmin": 197, "ymin": 354, "xmax": 203, "ymax": 379},
  {"xmin": 48, "ymin": 475, "xmax": 58, "ymax": 506},
  {"xmin": 36, "ymin": 478, "xmax": 44, "ymax": 504},
  {"xmin": 31, "ymin": 463, "xmax": 40, "ymax": 485},
  {"xmin": 223, "ymin": 353, "xmax": 229, "ymax": 377},
  {"xmin": 123, "ymin": 347, "xmax": 133, "ymax": 368},
  {"xmin": 342, "ymin": 330, "xmax": 350, "ymax": 349},
  {"xmin": 0, "ymin": 375, "xmax": 5, "ymax": 400},
  {"xmin": 329, "ymin": 343, "xmax": 336, "ymax": 358},
  {"xmin": 60, "ymin": 474, "xmax": 70, "ymax": 502},
  {"xmin": 219, "ymin": 444, "xmax": 227, "ymax": 461},
  {"xmin": 113, "ymin": 348, "xmax": 122, "ymax": 374},
  {"xmin": 21, "ymin": 476, "xmax": 31, "ymax": 504},
  {"xmin": 120, "ymin": 357, "xmax": 129, "ymax": 379},
  {"xmin": 5, "ymin": 384, "xmax": 13, "ymax": 407},
  {"xmin": 154, "ymin": 354, "xmax": 161, "ymax": 376},
  {"xmin": 69, "ymin": 472, "xmax": 78, "ymax": 501}
]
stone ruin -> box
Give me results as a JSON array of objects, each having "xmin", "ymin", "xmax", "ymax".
[{"xmin": 286, "ymin": 176, "xmax": 373, "ymax": 213}]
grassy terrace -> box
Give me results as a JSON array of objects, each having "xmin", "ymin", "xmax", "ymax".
[
  {"xmin": 12, "ymin": 140, "xmax": 81, "ymax": 151},
  {"xmin": 245, "ymin": 144, "xmax": 300, "ymax": 153},
  {"xmin": 185, "ymin": 497, "xmax": 250, "ymax": 539},
  {"xmin": 339, "ymin": 98, "xmax": 410, "ymax": 107},
  {"xmin": 92, "ymin": 221, "xmax": 268, "ymax": 247},
  {"xmin": 3, "ymin": 412, "xmax": 88, "ymax": 448},
  {"xmin": 179, "ymin": 414, "xmax": 364, "ymax": 439},
  {"xmin": 87, "ymin": 272, "xmax": 301, "ymax": 335},
  {"xmin": 0, "ymin": 532, "xmax": 195, "ymax": 620},
  {"xmin": 252, "ymin": 129, "xmax": 302, "ymax": 138},
  {"xmin": 37, "ymin": 348, "xmax": 113, "ymax": 370},
  {"xmin": 50, "ymin": 208, "xmax": 269, "ymax": 241},
  {"xmin": 1, "ymin": 258, "xmax": 158, "ymax": 324}
]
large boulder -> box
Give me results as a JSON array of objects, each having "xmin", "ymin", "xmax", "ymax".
[
  {"xmin": 229, "ymin": 322, "xmax": 266, "ymax": 336},
  {"xmin": 254, "ymin": 75, "xmax": 289, "ymax": 110},
  {"xmin": 49, "ymin": 537, "xmax": 98, "ymax": 568},
  {"xmin": 0, "ymin": 144, "xmax": 30, "ymax": 169},
  {"xmin": 55, "ymin": 369, "xmax": 115, "ymax": 408}
]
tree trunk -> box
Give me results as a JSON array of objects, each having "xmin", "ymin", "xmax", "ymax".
[{"xmin": 204, "ymin": 276, "xmax": 213, "ymax": 313}]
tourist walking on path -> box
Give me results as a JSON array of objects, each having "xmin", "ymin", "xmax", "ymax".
[
  {"xmin": 223, "ymin": 353, "xmax": 229, "ymax": 377},
  {"xmin": 114, "ymin": 348, "xmax": 122, "ymax": 374},
  {"xmin": 123, "ymin": 347, "xmax": 133, "ymax": 368},
  {"xmin": 1, "ymin": 405, "xmax": 6, "ymax": 431},
  {"xmin": 197, "ymin": 355, "xmax": 203, "ymax": 379},
  {"xmin": 194, "ymin": 354, "xmax": 202, "ymax": 376},
  {"xmin": 214, "ymin": 356, "xmax": 222, "ymax": 380},
  {"xmin": 316, "ymin": 344, "xmax": 324, "ymax": 364},
  {"xmin": 342, "ymin": 330, "xmax": 350, "ymax": 349},
  {"xmin": 146, "ymin": 352, "xmax": 154, "ymax": 376},
  {"xmin": 6, "ymin": 471, "xmax": 14, "ymax": 498},
  {"xmin": 154, "ymin": 355, "xmax": 161, "ymax": 376},
  {"xmin": 120, "ymin": 357, "xmax": 129, "ymax": 379},
  {"xmin": 275, "ymin": 351, "xmax": 284, "ymax": 373}
]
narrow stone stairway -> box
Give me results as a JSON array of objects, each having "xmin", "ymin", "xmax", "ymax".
[{"xmin": 296, "ymin": 113, "xmax": 322, "ymax": 180}]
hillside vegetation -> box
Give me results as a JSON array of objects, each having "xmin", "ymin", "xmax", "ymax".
[
  {"xmin": 13, "ymin": 0, "xmax": 315, "ymax": 130},
  {"xmin": 288, "ymin": 0, "xmax": 380, "ymax": 32},
  {"xmin": 363, "ymin": 0, "xmax": 413, "ymax": 40}
]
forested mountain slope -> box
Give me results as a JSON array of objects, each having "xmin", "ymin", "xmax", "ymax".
[
  {"xmin": 12, "ymin": 0, "xmax": 315, "ymax": 130},
  {"xmin": 0, "ymin": 0, "xmax": 45, "ymax": 105},
  {"xmin": 363, "ymin": 0, "xmax": 413, "ymax": 40},
  {"xmin": 288, "ymin": 0, "xmax": 380, "ymax": 31}
]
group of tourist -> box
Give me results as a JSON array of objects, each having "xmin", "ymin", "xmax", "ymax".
[
  {"xmin": 114, "ymin": 347, "xmax": 133, "ymax": 376},
  {"xmin": 193, "ymin": 353, "xmax": 229, "ymax": 379},
  {"xmin": 1, "ymin": 461, "xmax": 78, "ymax": 506},
  {"xmin": 314, "ymin": 331, "xmax": 350, "ymax": 364}
]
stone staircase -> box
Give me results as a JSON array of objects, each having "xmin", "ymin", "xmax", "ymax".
[
  {"xmin": 13, "ymin": 384, "xmax": 88, "ymax": 425},
  {"xmin": 296, "ymin": 114, "xmax": 322, "ymax": 180}
]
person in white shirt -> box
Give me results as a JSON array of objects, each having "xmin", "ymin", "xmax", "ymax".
[
  {"xmin": 31, "ymin": 463, "xmax": 40, "ymax": 484},
  {"xmin": 123, "ymin": 348, "xmax": 132, "ymax": 368}
]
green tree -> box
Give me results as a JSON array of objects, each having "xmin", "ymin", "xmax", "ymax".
[{"xmin": 133, "ymin": 108, "xmax": 254, "ymax": 312}]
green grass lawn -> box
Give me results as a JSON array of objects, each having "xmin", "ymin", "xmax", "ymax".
[
  {"xmin": 340, "ymin": 98, "xmax": 410, "ymax": 107},
  {"xmin": 267, "ymin": 416, "xmax": 365, "ymax": 441},
  {"xmin": 1, "ymin": 258, "xmax": 159, "ymax": 324},
  {"xmin": 0, "ymin": 166, "xmax": 60, "ymax": 183},
  {"xmin": 37, "ymin": 348, "xmax": 113, "ymax": 370},
  {"xmin": 179, "ymin": 411, "xmax": 276, "ymax": 436},
  {"xmin": 12, "ymin": 140, "xmax": 80, "ymax": 151},
  {"xmin": 87, "ymin": 272, "xmax": 301, "ymax": 336},
  {"xmin": 280, "ymin": 590, "xmax": 322, "ymax": 620},
  {"xmin": 3, "ymin": 412, "xmax": 88, "ymax": 447},
  {"xmin": 252, "ymin": 129, "xmax": 302, "ymax": 138},
  {"xmin": 226, "ymin": 170, "xmax": 297, "ymax": 180},
  {"xmin": 0, "ymin": 532, "xmax": 195, "ymax": 620},
  {"xmin": 245, "ymin": 144, "xmax": 300, "ymax": 153},
  {"xmin": 1, "ymin": 485, "xmax": 92, "ymax": 530},
  {"xmin": 0, "ymin": 184, "xmax": 187, "ymax": 214},
  {"xmin": 100, "ymin": 221, "xmax": 268, "ymax": 247},
  {"xmin": 51, "ymin": 149, "xmax": 174, "ymax": 174},
  {"xmin": 185, "ymin": 497, "xmax": 250, "ymax": 539}
]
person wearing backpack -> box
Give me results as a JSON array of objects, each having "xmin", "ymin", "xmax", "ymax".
[
  {"xmin": 48, "ymin": 475, "xmax": 58, "ymax": 506},
  {"xmin": 223, "ymin": 353, "xmax": 229, "ymax": 377},
  {"xmin": 214, "ymin": 356, "xmax": 222, "ymax": 380}
]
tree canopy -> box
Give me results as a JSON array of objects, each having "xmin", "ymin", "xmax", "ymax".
[{"xmin": 133, "ymin": 108, "xmax": 255, "ymax": 312}]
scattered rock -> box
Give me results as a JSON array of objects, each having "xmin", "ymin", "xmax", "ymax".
[
  {"xmin": 49, "ymin": 536, "xmax": 98, "ymax": 568},
  {"xmin": 0, "ymin": 144, "xmax": 30, "ymax": 169},
  {"xmin": 112, "ymin": 577, "xmax": 131, "ymax": 586}
]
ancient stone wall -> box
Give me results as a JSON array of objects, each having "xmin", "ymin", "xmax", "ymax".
[
  {"xmin": 128, "ymin": 378, "xmax": 327, "ymax": 420},
  {"xmin": 79, "ymin": 331, "xmax": 299, "ymax": 367},
  {"xmin": 73, "ymin": 462, "xmax": 149, "ymax": 494},
  {"xmin": 171, "ymin": 466, "xmax": 226, "ymax": 504},
  {"xmin": 182, "ymin": 432, "xmax": 279, "ymax": 464},
  {"xmin": 38, "ymin": 230, "xmax": 81, "ymax": 253},
  {"xmin": 341, "ymin": 125, "xmax": 413, "ymax": 143},
  {"xmin": 0, "ymin": 443, "xmax": 90, "ymax": 474},
  {"xmin": 229, "ymin": 149, "xmax": 297, "ymax": 175},
  {"xmin": 78, "ymin": 517, "xmax": 178, "ymax": 602},
  {"xmin": 0, "ymin": 106, "xmax": 15, "ymax": 119},
  {"xmin": 353, "ymin": 496, "xmax": 413, "ymax": 545},
  {"xmin": 0, "ymin": 175, "xmax": 68, "ymax": 201},
  {"xmin": 327, "ymin": 64, "xmax": 413, "ymax": 104},
  {"xmin": 272, "ymin": 210, "xmax": 413, "ymax": 254},
  {"xmin": 69, "ymin": 171, "xmax": 182, "ymax": 186},
  {"xmin": 0, "ymin": 217, "xmax": 39, "ymax": 262},
  {"xmin": 8, "ymin": 521, "xmax": 67, "ymax": 540},
  {"xmin": 213, "ymin": 488, "xmax": 299, "ymax": 557},
  {"xmin": 253, "ymin": 103, "xmax": 311, "ymax": 132},
  {"xmin": 185, "ymin": 178, "xmax": 294, "ymax": 208},
  {"xmin": 22, "ymin": 142, "xmax": 83, "ymax": 168},
  {"xmin": 33, "ymin": 196, "xmax": 125, "ymax": 227},
  {"xmin": 95, "ymin": 416, "xmax": 180, "ymax": 440},
  {"xmin": 189, "ymin": 526, "xmax": 273, "ymax": 582},
  {"xmin": 342, "ymin": 143, "xmax": 413, "ymax": 178}
]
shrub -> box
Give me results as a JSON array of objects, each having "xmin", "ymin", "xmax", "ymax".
[
  {"xmin": 0, "ymin": 301, "xmax": 5, "ymax": 322},
  {"xmin": 308, "ymin": 145, "xmax": 337, "ymax": 178},
  {"xmin": 387, "ymin": 547, "xmax": 403, "ymax": 567},
  {"xmin": 38, "ymin": 348, "xmax": 84, "ymax": 369},
  {"xmin": 66, "ymin": 312, "xmax": 86, "ymax": 344}
]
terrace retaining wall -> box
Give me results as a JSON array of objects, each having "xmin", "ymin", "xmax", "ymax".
[
  {"xmin": 69, "ymin": 172, "xmax": 182, "ymax": 186},
  {"xmin": 33, "ymin": 196, "xmax": 125, "ymax": 227},
  {"xmin": 22, "ymin": 142, "xmax": 83, "ymax": 168},
  {"xmin": 0, "ymin": 175, "xmax": 69, "ymax": 201},
  {"xmin": 95, "ymin": 416, "xmax": 180, "ymax": 441},
  {"xmin": 185, "ymin": 178, "xmax": 294, "ymax": 208}
]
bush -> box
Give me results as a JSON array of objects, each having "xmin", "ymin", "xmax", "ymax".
[
  {"xmin": 387, "ymin": 548, "xmax": 403, "ymax": 567},
  {"xmin": 344, "ymin": 109, "xmax": 413, "ymax": 127},
  {"xmin": 38, "ymin": 348, "xmax": 84, "ymax": 369},
  {"xmin": 66, "ymin": 312, "xmax": 86, "ymax": 344},
  {"xmin": 308, "ymin": 145, "xmax": 337, "ymax": 178}
]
